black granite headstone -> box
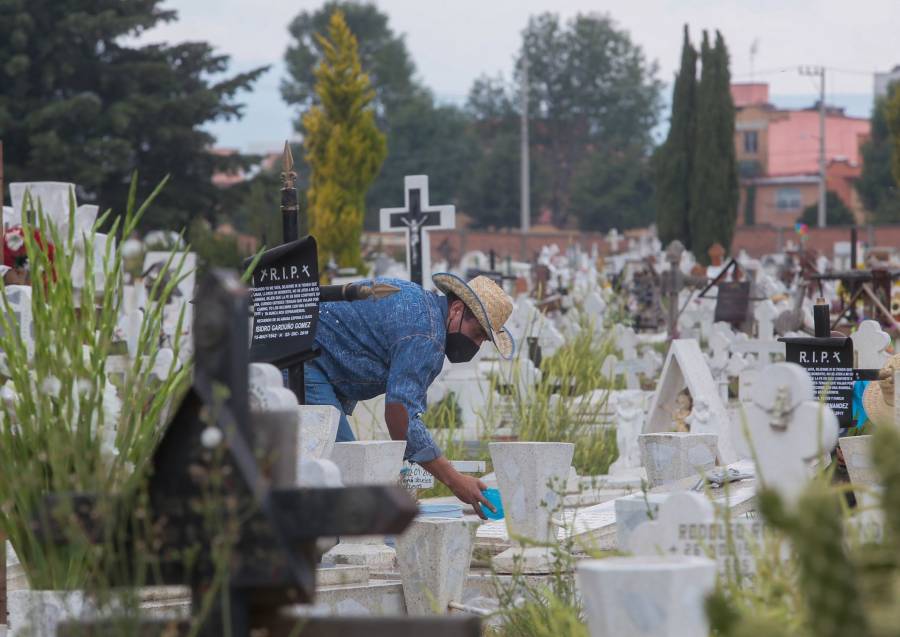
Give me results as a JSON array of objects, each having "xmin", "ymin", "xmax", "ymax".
[
  {"xmin": 782, "ymin": 335, "xmax": 854, "ymax": 427},
  {"xmin": 248, "ymin": 237, "xmax": 320, "ymax": 365},
  {"xmin": 713, "ymin": 281, "xmax": 751, "ymax": 327}
]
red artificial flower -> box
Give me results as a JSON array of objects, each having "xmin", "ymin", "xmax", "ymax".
[{"xmin": 3, "ymin": 226, "xmax": 55, "ymax": 271}]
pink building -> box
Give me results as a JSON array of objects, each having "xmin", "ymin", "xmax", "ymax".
[{"xmin": 731, "ymin": 83, "xmax": 870, "ymax": 228}]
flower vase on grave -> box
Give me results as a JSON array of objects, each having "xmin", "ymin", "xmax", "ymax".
[
  {"xmin": 396, "ymin": 518, "xmax": 477, "ymax": 616},
  {"xmin": 488, "ymin": 442, "xmax": 574, "ymax": 574},
  {"xmin": 296, "ymin": 404, "xmax": 342, "ymax": 487},
  {"xmin": 323, "ymin": 441, "xmax": 407, "ymax": 570},
  {"xmin": 577, "ymin": 556, "xmax": 716, "ymax": 637}
]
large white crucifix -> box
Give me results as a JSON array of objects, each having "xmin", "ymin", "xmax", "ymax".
[{"xmin": 379, "ymin": 175, "xmax": 455, "ymax": 286}]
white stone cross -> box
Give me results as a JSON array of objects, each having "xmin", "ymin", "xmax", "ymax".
[
  {"xmin": 754, "ymin": 300, "xmax": 778, "ymax": 341},
  {"xmin": 851, "ymin": 320, "xmax": 891, "ymax": 370},
  {"xmin": 583, "ymin": 291, "xmax": 607, "ymax": 320},
  {"xmin": 606, "ymin": 228, "xmax": 622, "ymax": 253},
  {"xmin": 616, "ymin": 324, "xmax": 639, "ymax": 360},
  {"xmin": 741, "ymin": 362, "xmax": 839, "ymax": 503},
  {"xmin": 379, "ymin": 175, "xmax": 455, "ymax": 287}
]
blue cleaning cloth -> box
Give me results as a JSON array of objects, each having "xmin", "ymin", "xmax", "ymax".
[{"xmin": 482, "ymin": 488, "xmax": 505, "ymax": 520}]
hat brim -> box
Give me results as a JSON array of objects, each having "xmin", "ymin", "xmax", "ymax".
[
  {"xmin": 432, "ymin": 272, "xmax": 515, "ymax": 360},
  {"xmin": 863, "ymin": 382, "xmax": 894, "ymax": 427}
]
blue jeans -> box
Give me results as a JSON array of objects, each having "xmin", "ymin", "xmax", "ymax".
[{"xmin": 303, "ymin": 364, "xmax": 356, "ymax": 442}]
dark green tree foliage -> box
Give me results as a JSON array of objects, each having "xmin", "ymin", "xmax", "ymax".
[
  {"xmin": 220, "ymin": 165, "xmax": 286, "ymax": 248},
  {"xmin": 571, "ymin": 147, "xmax": 655, "ymax": 232},
  {"xmin": 856, "ymin": 82, "xmax": 900, "ymax": 223},
  {"xmin": 655, "ymin": 26, "xmax": 697, "ymax": 247},
  {"xmin": 282, "ymin": 0, "xmax": 416, "ymax": 118},
  {"xmin": 281, "ymin": 1, "xmax": 470, "ymax": 229},
  {"xmin": 460, "ymin": 75, "xmax": 528, "ymax": 229},
  {"xmin": 689, "ymin": 31, "xmax": 738, "ymax": 264},
  {"xmin": 0, "ymin": 0, "xmax": 266, "ymax": 231},
  {"xmin": 798, "ymin": 191, "xmax": 855, "ymax": 226},
  {"xmin": 518, "ymin": 13, "xmax": 661, "ymax": 227}
]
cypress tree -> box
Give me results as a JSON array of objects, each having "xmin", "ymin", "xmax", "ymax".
[
  {"xmin": 303, "ymin": 10, "xmax": 387, "ymax": 273},
  {"xmin": 655, "ymin": 25, "xmax": 697, "ymax": 248},
  {"xmin": 689, "ymin": 30, "xmax": 738, "ymax": 264}
]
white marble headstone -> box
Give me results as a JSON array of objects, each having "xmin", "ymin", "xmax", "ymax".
[
  {"xmin": 741, "ymin": 362, "xmax": 839, "ymax": 503},
  {"xmin": 851, "ymin": 320, "xmax": 891, "ymax": 370}
]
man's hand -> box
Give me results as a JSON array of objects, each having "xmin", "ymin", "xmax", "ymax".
[
  {"xmin": 420, "ymin": 456, "xmax": 496, "ymax": 520},
  {"xmin": 447, "ymin": 473, "xmax": 495, "ymax": 520}
]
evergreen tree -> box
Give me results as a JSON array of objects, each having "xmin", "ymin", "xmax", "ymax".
[
  {"xmin": 798, "ymin": 191, "xmax": 855, "ymax": 226},
  {"xmin": 655, "ymin": 25, "xmax": 697, "ymax": 247},
  {"xmin": 859, "ymin": 83, "xmax": 900, "ymax": 222},
  {"xmin": 282, "ymin": 1, "xmax": 469, "ymax": 229},
  {"xmin": 571, "ymin": 147, "xmax": 655, "ymax": 232},
  {"xmin": 689, "ymin": 30, "xmax": 738, "ymax": 264},
  {"xmin": 302, "ymin": 10, "xmax": 386, "ymax": 272},
  {"xmin": 518, "ymin": 13, "xmax": 661, "ymax": 226},
  {"xmin": 0, "ymin": 0, "xmax": 265, "ymax": 231}
]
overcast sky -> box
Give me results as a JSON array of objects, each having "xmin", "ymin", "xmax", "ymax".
[{"xmin": 145, "ymin": 0, "xmax": 900, "ymax": 150}]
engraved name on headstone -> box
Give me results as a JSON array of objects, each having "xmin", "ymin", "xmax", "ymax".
[{"xmin": 248, "ymin": 237, "xmax": 320, "ymax": 364}]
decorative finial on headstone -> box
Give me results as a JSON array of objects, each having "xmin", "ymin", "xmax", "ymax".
[{"xmin": 281, "ymin": 140, "xmax": 296, "ymax": 190}]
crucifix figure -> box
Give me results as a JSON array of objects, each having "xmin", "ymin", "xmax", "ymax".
[{"xmin": 380, "ymin": 175, "xmax": 455, "ymax": 286}]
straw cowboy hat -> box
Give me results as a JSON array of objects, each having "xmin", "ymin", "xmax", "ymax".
[
  {"xmin": 862, "ymin": 353, "xmax": 900, "ymax": 427},
  {"xmin": 432, "ymin": 273, "xmax": 515, "ymax": 359}
]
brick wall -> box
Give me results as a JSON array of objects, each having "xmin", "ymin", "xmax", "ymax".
[
  {"xmin": 371, "ymin": 228, "xmax": 622, "ymax": 264},
  {"xmin": 731, "ymin": 224, "xmax": 900, "ymax": 258},
  {"xmin": 370, "ymin": 224, "xmax": 898, "ymax": 268}
]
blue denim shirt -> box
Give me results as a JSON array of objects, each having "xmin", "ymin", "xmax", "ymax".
[{"xmin": 310, "ymin": 278, "xmax": 447, "ymax": 463}]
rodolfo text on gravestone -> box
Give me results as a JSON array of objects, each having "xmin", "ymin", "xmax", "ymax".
[{"xmin": 248, "ymin": 236, "xmax": 320, "ymax": 364}]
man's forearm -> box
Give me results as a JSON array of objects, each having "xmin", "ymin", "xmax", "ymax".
[
  {"xmin": 384, "ymin": 401, "xmax": 409, "ymax": 441},
  {"xmin": 420, "ymin": 455, "xmax": 456, "ymax": 486}
]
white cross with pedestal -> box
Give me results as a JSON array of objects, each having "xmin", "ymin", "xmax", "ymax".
[
  {"xmin": 741, "ymin": 362, "xmax": 839, "ymax": 503},
  {"xmin": 754, "ymin": 300, "xmax": 778, "ymax": 341},
  {"xmin": 379, "ymin": 175, "xmax": 455, "ymax": 287},
  {"xmin": 606, "ymin": 228, "xmax": 622, "ymax": 254}
]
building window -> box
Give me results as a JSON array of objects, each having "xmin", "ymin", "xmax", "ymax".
[
  {"xmin": 743, "ymin": 131, "xmax": 759, "ymax": 154},
  {"xmin": 776, "ymin": 187, "xmax": 803, "ymax": 211}
]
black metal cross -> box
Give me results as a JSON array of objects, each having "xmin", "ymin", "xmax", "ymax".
[{"xmin": 380, "ymin": 176, "xmax": 454, "ymax": 286}]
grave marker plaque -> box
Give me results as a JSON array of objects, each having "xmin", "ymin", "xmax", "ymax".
[
  {"xmin": 713, "ymin": 281, "xmax": 751, "ymax": 327},
  {"xmin": 782, "ymin": 336, "xmax": 854, "ymax": 427},
  {"xmin": 248, "ymin": 237, "xmax": 320, "ymax": 365}
]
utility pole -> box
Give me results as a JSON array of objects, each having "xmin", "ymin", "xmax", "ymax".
[
  {"xmin": 520, "ymin": 56, "xmax": 531, "ymax": 235},
  {"xmin": 799, "ymin": 65, "xmax": 827, "ymax": 228}
]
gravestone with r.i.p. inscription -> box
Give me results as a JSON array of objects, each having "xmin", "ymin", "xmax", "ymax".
[
  {"xmin": 248, "ymin": 236, "xmax": 320, "ymax": 365},
  {"xmin": 781, "ymin": 335, "xmax": 854, "ymax": 427}
]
